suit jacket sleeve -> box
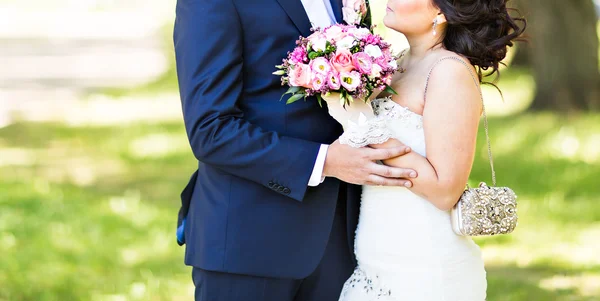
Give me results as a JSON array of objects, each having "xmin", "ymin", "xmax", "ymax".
[{"xmin": 173, "ymin": 0, "xmax": 322, "ymax": 202}]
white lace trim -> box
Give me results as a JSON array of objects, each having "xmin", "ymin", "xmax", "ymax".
[
  {"xmin": 338, "ymin": 97, "xmax": 423, "ymax": 148},
  {"xmin": 339, "ymin": 115, "xmax": 393, "ymax": 148}
]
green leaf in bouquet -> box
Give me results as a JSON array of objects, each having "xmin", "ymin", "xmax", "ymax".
[
  {"xmin": 315, "ymin": 93, "xmax": 323, "ymax": 108},
  {"xmin": 272, "ymin": 70, "xmax": 286, "ymax": 76},
  {"xmin": 339, "ymin": 91, "xmax": 346, "ymax": 106},
  {"xmin": 280, "ymin": 86, "xmax": 302, "ymax": 101},
  {"xmin": 285, "ymin": 86, "xmax": 301, "ymax": 95},
  {"xmin": 286, "ymin": 93, "xmax": 305, "ymax": 104},
  {"xmin": 384, "ymin": 85, "xmax": 399, "ymax": 95},
  {"xmin": 365, "ymin": 90, "xmax": 373, "ymax": 102},
  {"xmin": 347, "ymin": 94, "xmax": 354, "ymax": 104},
  {"xmin": 308, "ymin": 52, "xmax": 320, "ymax": 60},
  {"xmin": 325, "ymin": 42, "xmax": 336, "ymax": 54}
]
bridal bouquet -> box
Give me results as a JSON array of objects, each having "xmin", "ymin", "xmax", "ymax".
[{"xmin": 273, "ymin": 24, "xmax": 399, "ymax": 107}]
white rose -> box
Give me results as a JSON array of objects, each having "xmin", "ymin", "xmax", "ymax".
[
  {"xmin": 312, "ymin": 37, "xmax": 327, "ymax": 52},
  {"xmin": 325, "ymin": 25, "xmax": 343, "ymax": 40},
  {"xmin": 336, "ymin": 36, "xmax": 357, "ymax": 50},
  {"xmin": 364, "ymin": 44, "xmax": 383, "ymax": 58},
  {"xmin": 353, "ymin": 28, "xmax": 371, "ymax": 39},
  {"xmin": 370, "ymin": 64, "xmax": 383, "ymax": 79},
  {"xmin": 342, "ymin": 7, "xmax": 361, "ymax": 25}
]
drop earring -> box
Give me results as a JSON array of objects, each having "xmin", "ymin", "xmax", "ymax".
[{"xmin": 432, "ymin": 18, "xmax": 439, "ymax": 36}]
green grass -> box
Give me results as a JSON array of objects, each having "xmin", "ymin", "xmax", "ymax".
[{"xmin": 1, "ymin": 111, "xmax": 600, "ymax": 300}]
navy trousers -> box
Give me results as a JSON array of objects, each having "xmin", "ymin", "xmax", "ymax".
[{"xmin": 192, "ymin": 199, "xmax": 355, "ymax": 301}]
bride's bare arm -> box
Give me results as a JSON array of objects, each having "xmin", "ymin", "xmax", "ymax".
[{"xmin": 371, "ymin": 60, "xmax": 482, "ymax": 211}]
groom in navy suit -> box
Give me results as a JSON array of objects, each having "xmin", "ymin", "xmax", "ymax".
[{"xmin": 173, "ymin": 0, "xmax": 416, "ymax": 299}]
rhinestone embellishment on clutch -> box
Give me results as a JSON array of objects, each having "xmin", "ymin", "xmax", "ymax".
[{"xmin": 453, "ymin": 183, "xmax": 518, "ymax": 236}]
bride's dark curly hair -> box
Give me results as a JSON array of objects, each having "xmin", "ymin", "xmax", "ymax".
[{"xmin": 433, "ymin": 0, "xmax": 526, "ymax": 81}]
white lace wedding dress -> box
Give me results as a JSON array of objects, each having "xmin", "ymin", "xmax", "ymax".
[{"xmin": 336, "ymin": 97, "xmax": 487, "ymax": 301}]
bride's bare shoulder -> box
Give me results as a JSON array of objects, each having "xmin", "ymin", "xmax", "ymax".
[{"xmin": 426, "ymin": 50, "xmax": 477, "ymax": 78}]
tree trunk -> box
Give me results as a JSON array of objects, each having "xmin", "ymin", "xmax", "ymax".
[
  {"xmin": 508, "ymin": 0, "xmax": 531, "ymax": 67},
  {"xmin": 524, "ymin": 0, "xmax": 600, "ymax": 112}
]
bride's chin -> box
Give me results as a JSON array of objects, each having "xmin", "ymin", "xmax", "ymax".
[
  {"xmin": 382, "ymin": 16, "xmax": 393, "ymax": 29},
  {"xmin": 382, "ymin": 18, "xmax": 398, "ymax": 32}
]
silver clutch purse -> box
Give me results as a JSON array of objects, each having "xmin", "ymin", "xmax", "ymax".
[{"xmin": 451, "ymin": 182, "xmax": 518, "ymax": 236}]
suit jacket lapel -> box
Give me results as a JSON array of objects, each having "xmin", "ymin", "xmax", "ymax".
[
  {"xmin": 275, "ymin": 0, "xmax": 313, "ymax": 37},
  {"xmin": 330, "ymin": 0, "xmax": 344, "ymax": 24}
]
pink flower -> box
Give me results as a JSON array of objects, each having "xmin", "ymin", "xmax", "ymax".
[
  {"xmin": 327, "ymin": 72, "xmax": 341, "ymax": 90},
  {"xmin": 312, "ymin": 73, "xmax": 327, "ymax": 91},
  {"xmin": 352, "ymin": 52, "xmax": 373, "ymax": 74},
  {"xmin": 310, "ymin": 57, "xmax": 332, "ymax": 75},
  {"xmin": 340, "ymin": 71, "xmax": 362, "ymax": 92},
  {"xmin": 363, "ymin": 34, "xmax": 382, "ymax": 46},
  {"xmin": 331, "ymin": 49, "xmax": 355, "ymax": 73},
  {"xmin": 382, "ymin": 74, "xmax": 393, "ymax": 86},
  {"xmin": 324, "ymin": 25, "xmax": 347, "ymax": 41},
  {"xmin": 288, "ymin": 64, "xmax": 312, "ymax": 88},
  {"xmin": 375, "ymin": 56, "xmax": 391, "ymax": 69},
  {"xmin": 289, "ymin": 47, "xmax": 307, "ymax": 64}
]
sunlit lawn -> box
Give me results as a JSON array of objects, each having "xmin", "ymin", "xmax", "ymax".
[{"xmin": 2, "ymin": 87, "xmax": 600, "ymax": 301}]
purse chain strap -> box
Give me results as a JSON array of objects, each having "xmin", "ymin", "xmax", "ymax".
[{"xmin": 424, "ymin": 56, "xmax": 496, "ymax": 186}]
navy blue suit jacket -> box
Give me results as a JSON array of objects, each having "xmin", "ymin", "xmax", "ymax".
[{"xmin": 174, "ymin": 0, "xmax": 362, "ymax": 279}]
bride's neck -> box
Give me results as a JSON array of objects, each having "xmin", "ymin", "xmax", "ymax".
[{"xmin": 405, "ymin": 33, "xmax": 443, "ymax": 59}]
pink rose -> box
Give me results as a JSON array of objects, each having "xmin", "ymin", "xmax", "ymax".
[
  {"xmin": 288, "ymin": 64, "xmax": 312, "ymax": 88},
  {"xmin": 340, "ymin": 71, "xmax": 361, "ymax": 92},
  {"xmin": 325, "ymin": 25, "xmax": 347, "ymax": 41},
  {"xmin": 327, "ymin": 72, "xmax": 341, "ymax": 90},
  {"xmin": 331, "ymin": 49, "xmax": 355, "ymax": 73},
  {"xmin": 352, "ymin": 52, "xmax": 373, "ymax": 74}
]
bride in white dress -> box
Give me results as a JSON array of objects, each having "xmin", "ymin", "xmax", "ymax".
[{"xmin": 332, "ymin": 0, "xmax": 525, "ymax": 300}]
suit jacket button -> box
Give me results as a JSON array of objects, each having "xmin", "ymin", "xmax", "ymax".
[
  {"xmin": 273, "ymin": 184, "xmax": 281, "ymax": 190},
  {"xmin": 268, "ymin": 181, "xmax": 275, "ymax": 188},
  {"xmin": 283, "ymin": 188, "xmax": 291, "ymax": 194},
  {"xmin": 277, "ymin": 186, "xmax": 284, "ymax": 192}
]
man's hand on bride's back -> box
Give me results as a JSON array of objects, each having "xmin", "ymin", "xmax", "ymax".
[{"xmin": 323, "ymin": 140, "xmax": 417, "ymax": 187}]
